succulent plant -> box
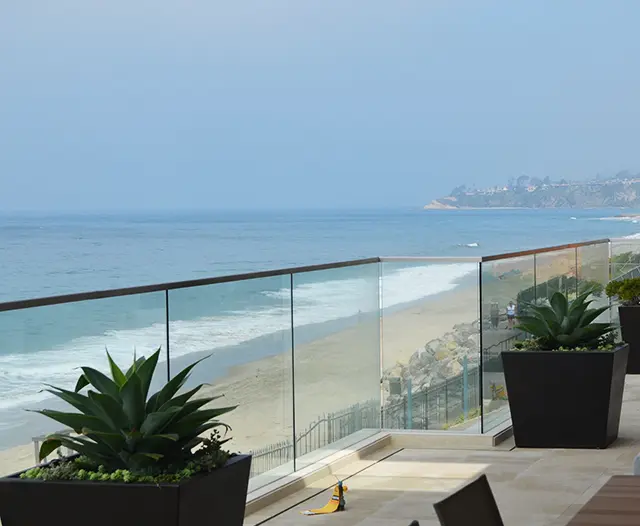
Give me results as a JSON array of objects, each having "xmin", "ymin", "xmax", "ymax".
[
  {"xmin": 35, "ymin": 349, "xmax": 235, "ymax": 472},
  {"xmin": 516, "ymin": 290, "xmax": 615, "ymax": 350}
]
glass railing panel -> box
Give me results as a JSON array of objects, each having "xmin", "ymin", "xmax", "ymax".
[
  {"xmin": 480, "ymin": 255, "xmax": 535, "ymax": 433},
  {"xmin": 167, "ymin": 276, "xmax": 293, "ymax": 491},
  {"xmin": 292, "ymin": 263, "xmax": 381, "ymax": 470},
  {"xmin": 0, "ymin": 292, "xmax": 167, "ymax": 476},
  {"xmin": 533, "ymin": 248, "xmax": 579, "ymax": 301},
  {"xmin": 611, "ymin": 238, "xmax": 640, "ymax": 281},
  {"xmin": 576, "ymin": 242, "xmax": 611, "ymax": 323},
  {"xmin": 380, "ymin": 259, "xmax": 481, "ymax": 433},
  {"xmin": 610, "ymin": 239, "xmax": 640, "ymax": 329}
]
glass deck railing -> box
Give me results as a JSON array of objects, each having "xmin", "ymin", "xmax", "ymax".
[
  {"xmin": 379, "ymin": 257, "xmax": 481, "ymax": 433},
  {"xmin": 0, "ymin": 238, "xmax": 635, "ymax": 491},
  {"xmin": 0, "ymin": 259, "xmax": 383, "ymax": 492},
  {"xmin": 478, "ymin": 239, "xmax": 612, "ymax": 433}
]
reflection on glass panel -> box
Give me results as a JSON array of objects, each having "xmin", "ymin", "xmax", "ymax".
[
  {"xmin": 292, "ymin": 263, "xmax": 381, "ymax": 470},
  {"xmin": 380, "ymin": 260, "xmax": 480, "ymax": 433},
  {"xmin": 576, "ymin": 243, "xmax": 610, "ymax": 322},
  {"xmin": 0, "ymin": 292, "xmax": 167, "ymax": 476},
  {"xmin": 533, "ymin": 248, "xmax": 578, "ymax": 302},
  {"xmin": 608, "ymin": 239, "xmax": 640, "ymax": 335},
  {"xmin": 481, "ymin": 255, "xmax": 535, "ymax": 433},
  {"xmin": 611, "ymin": 239, "xmax": 640, "ymax": 280},
  {"xmin": 168, "ymin": 276, "xmax": 293, "ymax": 491}
]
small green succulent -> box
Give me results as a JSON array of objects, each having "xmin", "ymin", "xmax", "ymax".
[
  {"xmin": 516, "ymin": 290, "xmax": 615, "ymax": 350},
  {"xmin": 35, "ymin": 349, "xmax": 235, "ymax": 473}
]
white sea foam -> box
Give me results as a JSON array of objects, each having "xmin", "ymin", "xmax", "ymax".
[
  {"xmin": 0, "ymin": 263, "xmax": 477, "ymax": 413},
  {"xmin": 597, "ymin": 215, "xmax": 640, "ymax": 233},
  {"xmin": 380, "ymin": 263, "xmax": 477, "ymax": 309},
  {"xmin": 599, "ymin": 216, "xmax": 639, "ymax": 222},
  {"xmin": 456, "ymin": 242, "xmax": 479, "ymax": 248}
]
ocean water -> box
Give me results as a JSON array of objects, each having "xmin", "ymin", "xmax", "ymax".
[
  {"xmin": 0, "ymin": 207, "xmax": 638, "ymax": 445},
  {"xmin": 3, "ymin": 208, "xmax": 638, "ymax": 300}
]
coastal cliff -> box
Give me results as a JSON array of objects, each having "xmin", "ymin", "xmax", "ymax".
[
  {"xmin": 426, "ymin": 172, "xmax": 640, "ymax": 209},
  {"xmin": 424, "ymin": 197, "xmax": 458, "ymax": 210}
]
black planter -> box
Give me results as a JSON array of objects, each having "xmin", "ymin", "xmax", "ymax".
[
  {"xmin": 619, "ymin": 306, "xmax": 640, "ymax": 374},
  {"xmin": 502, "ymin": 345, "xmax": 628, "ymax": 449},
  {"xmin": 0, "ymin": 454, "xmax": 251, "ymax": 526}
]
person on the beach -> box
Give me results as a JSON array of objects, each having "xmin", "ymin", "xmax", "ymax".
[{"xmin": 506, "ymin": 301, "xmax": 516, "ymax": 329}]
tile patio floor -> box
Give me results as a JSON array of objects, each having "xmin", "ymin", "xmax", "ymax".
[{"xmin": 245, "ymin": 376, "xmax": 640, "ymax": 526}]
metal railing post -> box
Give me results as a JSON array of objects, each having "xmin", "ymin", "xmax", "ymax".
[
  {"xmin": 290, "ymin": 273, "xmax": 297, "ymax": 471},
  {"xmin": 406, "ymin": 379, "xmax": 413, "ymax": 430},
  {"xmin": 425, "ymin": 388, "xmax": 429, "ymax": 429},
  {"xmin": 463, "ymin": 355, "xmax": 468, "ymax": 419},
  {"xmin": 445, "ymin": 379, "xmax": 449, "ymax": 424},
  {"xmin": 165, "ymin": 289, "xmax": 170, "ymax": 381},
  {"xmin": 533, "ymin": 253, "xmax": 538, "ymax": 304}
]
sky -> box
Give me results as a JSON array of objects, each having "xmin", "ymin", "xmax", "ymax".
[{"xmin": 2, "ymin": 1, "xmax": 640, "ymax": 211}]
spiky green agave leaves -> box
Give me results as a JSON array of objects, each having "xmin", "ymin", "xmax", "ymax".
[
  {"xmin": 34, "ymin": 349, "xmax": 235, "ymax": 472},
  {"xmin": 516, "ymin": 290, "xmax": 615, "ymax": 350}
]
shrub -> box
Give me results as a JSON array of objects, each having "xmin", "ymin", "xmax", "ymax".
[
  {"xmin": 605, "ymin": 277, "xmax": 640, "ymax": 306},
  {"xmin": 20, "ymin": 432, "xmax": 229, "ymax": 483}
]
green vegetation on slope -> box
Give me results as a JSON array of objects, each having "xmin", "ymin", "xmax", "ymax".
[{"xmin": 426, "ymin": 172, "xmax": 640, "ymax": 209}]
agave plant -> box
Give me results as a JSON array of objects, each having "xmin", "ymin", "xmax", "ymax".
[
  {"xmin": 35, "ymin": 349, "xmax": 234, "ymax": 472},
  {"xmin": 516, "ymin": 290, "xmax": 615, "ymax": 349}
]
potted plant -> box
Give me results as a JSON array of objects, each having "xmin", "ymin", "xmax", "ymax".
[
  {"xmin": 0, "ymin": 349, "xmax": 251, "ymax": 526},
  {"xmin": 606, "ymin": 277, "xmax": 640, "ymax": 373},
  {"xmin": 502, "ymin": 290, "xmax": 628, "ymax": 449}
]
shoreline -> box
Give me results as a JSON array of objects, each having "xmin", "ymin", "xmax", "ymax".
[
  {"xmin": 424, "ymin": 205, "xmax": 633, "ymax": 211},
  {"xmin": 424, "ymin": 205, "xmax": 527, "ymax": 210}
]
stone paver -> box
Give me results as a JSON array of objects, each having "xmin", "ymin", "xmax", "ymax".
[{"xmin": 245, "ymin": 376, "xmax": 640, "ymax": 525}]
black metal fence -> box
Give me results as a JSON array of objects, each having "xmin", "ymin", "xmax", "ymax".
[
  {"xmin": 381, "ymin": 331, "xmax": 523, "ymax": 432},
  {"xmin": 381, "ymin": 365, "xmax": 481, "ymax": 430},
  {"xmin": 249, "ymin": 400, "xmax": 380, "ymax": 478}
]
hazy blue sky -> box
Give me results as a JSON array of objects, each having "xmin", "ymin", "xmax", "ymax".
[{"xmin": 2, "ymin": 1, "xmax": 640, "ymax": 210}]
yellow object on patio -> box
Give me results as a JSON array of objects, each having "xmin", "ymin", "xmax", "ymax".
[{"xmin": 301, "ymin": 482, "xmax": 348, "ymax": 515}]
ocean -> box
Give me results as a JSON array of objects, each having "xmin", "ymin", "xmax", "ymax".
[
  {"xmin": 0, "ymin": 207, "xmax": 638, "ymax": 446},
  {"xmin": 3, "ymin": 208, "xmax": 638, "ymax": 300}
]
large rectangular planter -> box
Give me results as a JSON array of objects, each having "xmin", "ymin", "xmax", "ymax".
[
  {"xmin": 502, "ymin": 345, "xmax": 628, "ymax": 449},
  {"xmin": 619, "ymin": 306, "xmax": 640, "ymax": 374},
  {"xmin": 0, "ymin": 454, "xmax": 251, "ymax": 526}
]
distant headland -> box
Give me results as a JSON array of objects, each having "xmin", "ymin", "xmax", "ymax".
[{"xmin": 425, "ymin": 172, "xmax": 640, "ymax": 210}]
